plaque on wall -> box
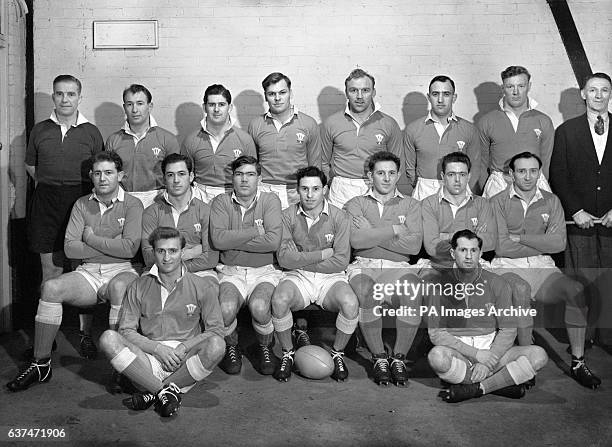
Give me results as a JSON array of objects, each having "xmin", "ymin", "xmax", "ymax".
[{"xmin": 93, "ymin": 20, "xmax": 158, "ymax": 49}]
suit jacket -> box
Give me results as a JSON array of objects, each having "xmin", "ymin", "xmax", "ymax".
[{"xmin": 550, "ymin": 112, "xmax": 612, "ymax": 236}]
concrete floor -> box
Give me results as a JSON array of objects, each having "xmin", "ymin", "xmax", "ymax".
[{"xmin": 1, "ymin": 320, "xmax": 611, "ymax": 447}]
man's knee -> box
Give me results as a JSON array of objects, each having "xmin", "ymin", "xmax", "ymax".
[
  {"xmin": 41, "ymin": 278, "xmax": 65, "ymax": 303},
  {"xmin": 349, "ymin": 275, "xmax": 374, "ymax": 302},
  {"xmin": 219, "ymin": 298, "xmax": 240, "ymax": 321},
  {"xmin": 107, "ymin": 275, "xmax": 136, "ymax": 304},
  {"xmin": 248, "ymin": 296, "xmax": 272, "ymax": 320},
  {"xmin": 336, "ymin": 290, "xmax": 359, "ymax": 318},
  {"xmin": 202, "ymin": 335, "xmax": 226, "ymax": 363},
  {"xmin": 99, "ymin": 329, "xmax": 124, "ymax": 357},
  {"xmin": 427, "ymin": 346, "xmax": 452, "ymax": 372},
  {"xmin": 503, "ymin": 273, "xmax": 531, "ymax": 307},
  {"xmin": 271, "ymin": 287, "xmax": 294, "ymax": 316},
  {"xmin": 526, "ymin": 346, "xmax": 548, "ymax": 371},
  {"xmin": 564, "ymin": 278, "xmax": 585, "ymax": 307}
]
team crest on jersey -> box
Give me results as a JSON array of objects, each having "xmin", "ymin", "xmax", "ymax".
[
  {"xmin": 471, "ymin": 217, "xmax": 478, "ymax": 227},
  {"xmin": 151, "ymin": 147, "xmax": 162, "ymax": 158},
  {"xmin": 233, "ymin": 149, "xmax": 242, "ymax": 158},
  {"xmin": 117, "ymin": 218, "xmax": 125, "ymax": 228},
  {"xmin": 185, "ymin": 304, "xmax": 197, "ymax": 316},
  {"xmin": 194, "ymin": 223, "xmax": 201, "ymax": 233},
  {"xmin": 534, "ymin": 128, "xmax": 542, "ymax": 139},
  {"xmin": 255, "ymin": 219, "xmax": 263, "ymax": 227},
  {"xmin": 456, "ymin": 140, "xmax": 465, "ymax": 150},
  {"xmin": 325, "ymin": 233, "xmax": 334, "ymax": 243},
  {"xmin": 375, "ymin": 134, "xmax": 384, "ymax": 145},
  {"xmin": 296, "ymin": 132, "xmax": 305, "ymax": 144},
  {"xmin": 398, "ymin": 215, "xmax": 406, "ymax": 224},
  {"xmin": 541, "ymin": 213, "xmax": 549, "ymax": 224}
]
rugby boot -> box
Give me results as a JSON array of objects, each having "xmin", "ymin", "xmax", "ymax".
[
  {"xmin": 292, "ymin": 327, "xmax": 311, "ymax": 350},
  {"xmin": 371, "ymin": 354, "xmax": 390, "ymax": 386},
  {"xmin": 219, "ymin": 344, "xmax": 242, "ymax": 375},
  {"xmin": 524, "ymin": 377, "xmax": 536, "ymax": 390},
  {"xmin": 274, "ymin": 350, "xmax": 295, "ymax": 382},
  {"xmin": 390, "ymin": 353, "xmax": 409, "ymax": 387},
  {"xmin": 571, "ymin": 357, "xmax": 602, "ymax": 389},
  {"xmin": 6, "ymin": 358, "xmax": 52, "ymax": 392},
  {"xmin": 155, "ymin": 383, "xmax": 182, "ymax": 417},
  {"xmin": 258, "ymin": 343, "xmax": 276, "ymax": 375},
  {"xmin": 331, "ymin": 349, "xmax": 348, "ymax": 382},
  {"xmin": 126, "ymin": 392, "xmax": 156, "ymax": 411},
  {"xmin": 79, "ymin": 331, "xmax": 98, "ymax": 360},
  {"xmin": 491, "ymin": 384, "xmax": 526, "ymax": 399},
  {"xmin": 442, "ymin": 382, "xmax": 483, "ymax": 403}
]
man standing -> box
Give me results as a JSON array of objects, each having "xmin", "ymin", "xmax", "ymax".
[
  {"xmin": 209, "ymin": 156, "xmax": 282, "ymax": 376},
  {"xmin": 7, "ymin": 151, "xmax": 142, "ymax": 391},
  {"xmin": 550, "ymin": 72, "xmax": 612, "ymax": 347},
  {"xmin": 491, "ymin": 152, "xmax": 601, "ymax": 388},
  {"xmin": 105, "ymin": 84, "xmax": 179, "ymax": 208},
  {"xmin": 99, "ymin": 226, "xmax": 225, "ymax": 418},
  {"xmin": 25, "ymin": 75, "xmax": 104, "ymax": 358},
  {"xmin": 182, "ymin": 84, "xmax": 257, "ymax": 203},
  {"xmin": 428, "ymin": 230, "xmax": 548, "ymax": 403},
  {"xmin": 321, "ymin": 69, "xmax": 403, "ymax": 208},
  {"xmin": 272, "ymin": 166, "xmax": 358, "ymax": 382},
  {"xmin": 478, "ymin": 66, "xmax": 554, "ymax": 198},
  {"xmin": 344, "ymin": 152, "xmax": 422, "ymax": 386},
  {"xmin": 404, "ymin": 75, "xmax": 480, "ymax": 200},
  {"xmin": 248, "ymin": 72, "xmax": 321, "ymax": 209}
]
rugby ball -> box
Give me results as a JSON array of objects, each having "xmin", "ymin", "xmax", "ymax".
[{"xmin": 294, "ymin": 345, "xmax": 334, "ymax": 379}]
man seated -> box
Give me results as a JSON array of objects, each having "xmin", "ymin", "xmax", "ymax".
[
  {"xmin": 272, "ymin": 166, "xmax": 359, "ymax": 382},
  {"xmin": 428, "ymin": 230, "xmax": 548, "ymax": 402},
  {"xmin": 99, "ymin": 227, "xmax": 225, "ymax": 417},
  {"xmin": 344, "ymin": 151, "xmax": 422, "ymax": 386},
  {"xmin": 209, "ymin": 156, "xmax": 283, "ymax": 375},
  {"xmin": 7, "ymin": 151, "xmax": 142, "ymax": 392},
  {"xmin": 490, "ymin": 151, "xmax": 601, "ymax": 389}
]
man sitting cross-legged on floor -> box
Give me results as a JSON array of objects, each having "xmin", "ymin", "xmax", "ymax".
[
  {"xmin": 427, "ymin": 229, "xmax": 548, "ymax": 403},
  {"xmin": 272, "ymin": 166, "xmax": 359, "ymax": 382},
  {"xmin": 99, "ymin": 227, "xmax": 225, "ymax": 418}
]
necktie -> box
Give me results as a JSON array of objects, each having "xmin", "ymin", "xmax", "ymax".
[{"xmin": 595, "ymin": 115, "xmax": 605, "ymax": 136}]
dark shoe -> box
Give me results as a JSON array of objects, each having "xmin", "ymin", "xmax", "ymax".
[
  {"xmin": 258, "ymin": 344, "xmax": 276, "ymax": 375},
  {"xmin": 331, "ymin": 350, "xmax": 348, "ymax": 382},
  {"xmin": 6, "ymin": 358, "xmax": 52, "ymax": 392},
  {"xmin": 126, "ymin": 391, "xmax": 156, "ymax": 410},
  {"xmin": 79, "ymin": 331, "xmax": 98, "ymax": 360},
  {"xmin": 155, "ymin": 383, "xmax": 182, "ymax": 417},
  {"xmin": 274, "ymin": 350, "xmax": 294, "ymax": 382},
  {"xmin": 571, "ymin": 358, "xmax": 602, "ymax": 389},
  {"xmin": 372, "ymin": 355, "xmax": 390, "ymax": 386},
  {"xmin": 219, "ymin": 344, "xmax": 242, "ymax": 375},
  {"xmin": 524, "ymin": 377, "xmax": 536, "ymax": 390},
  {"xmin": 109, "ymin": 371, "xmax": 136, "ymax": 395},
  {"xmin": 292, "ymin": 327, "xmax": 311, "ymax": 350},
  {"xmin": 441, "ymin": 383, "xmax": 483, "ymax": 403},
  {"xmin": 23, "ymin": 340, "xmax": 57, "ymax": 360},
  {"xmin": 491, "ymin": 384, "xmax": 526, "ymax": 399},
  {"xmin": 390, "ymin": 353, "xmax": 408, "ymax": 387}
]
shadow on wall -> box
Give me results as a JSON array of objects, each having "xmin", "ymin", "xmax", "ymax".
[
  {"xmin": 401, "ymin": 91, "xmax": 428, "ymax": 128},
  {"xmin": 559, "ymin": 87, "xmax": 586, "ymax": 122},
  {"xmin": 473, "ymin": 81, "xmax": 502, "ymax": 124},
  {"xmin": 234, "ymin": 90, "xmax": 265, "ymax": 130},
  {"xmin": 94, "ymin": 102, "xmax": 124, "ymax": 141},
  {"xmin": 33, "ymin": 92, "xmax": 53, "ymax": 125},
  {"xmin": 317, "ymin": 86, "xmax": 345, "ymax": 123},
  {"xmin": 175, "ymin": 102, "xmax": 203, "ymax": 146}
]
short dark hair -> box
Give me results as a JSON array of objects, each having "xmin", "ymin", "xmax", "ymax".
[
  {"xmin": 148, "ymin": 226, "xmax": 186, "ymax": 250},
  {"xmin": 509, "ymin": 151, "xmax": 542, "ymax": 171},
  {"xmin": 122, "ymin": 84, "xmax": 152, "ymax": 103},
  {"xmin": 442, "ymin": 152, "xmax": 471, "ymax": 173},
  {"xmin": 91, "ymin": 151, "xmax": 122, "ymax": 172},
  {"xmin": 162, "ymin": 153, "xmax": 193, "ymax": 175},
  {"xmin": 53, "ymin": 74, "xmax": 82, "ymax": 94},
  {"xmin": 451, "ymin": 229, "xmax": 483, "ymax": 250},
  {"xmin": 345, "ymin": 68, "xmax": 375, "ymax": 89},
  {"xmin": 204, "ymin": 84, "xmax": 232, "ymax": 104},
  {"xmin": 231, "ymin": 155, "xmax": 261, "ymax": 175},
  {"xmin": 368, "ymin": 151, "xmax": 400, "ymax": 172},
  {"xmin": 429, "ymin": 75, "xmax": 455, "ymax": 93},
  {"xmin": 262, "ymin": 72, "xmax": 291, "ymax": 91},
  {"xmin": 582, "ymin": 72, "xmax": 612, "ymax": 89},
  {"xmin": 296, "ymin": 166, "xmax": 327, "ymax": 188},
  {"xmin": 501, "ymin": 66, "xmax": 531, "ymax": 82}
]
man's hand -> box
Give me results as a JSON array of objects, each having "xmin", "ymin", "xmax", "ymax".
[
  {"xmin": 82, "ymin": 226, "xmax": 95, "ymax": 243},
  {"xmin": 475, "ymin": 349, "xmax": 498, "ymax": 370},
  {"xmin": 173, "ymin": 343, "xmax": 187, "ymax": 361},
  {"xmin": 255, "ymin": 220, "xmax": 265, "ymax": 235},
  {"xmin": 509, "ymin": 234, "xmax": 520, "ymax": 242},
  {"xmin": 470, "ymin": 363, "xmax": 490, "ymax": 382},
  {"xmin": 154, "ymin": 344, "xmax": 182, "ymax": 372},
  {"xmin": 393, "ymin": 224, "xmax": 409, "ymax": 236},
  {"xmin": 353, "ymin": 216, "xmax": 372, "ymax": 230},
  {"xmin": 573, "ymin": 210, "xmax": 597, "ymax": 229},
  {"xmin": 321, "ymin": 247, "xmax": 334, "ymax": 260},
  {"xmin": 182, "ymin": 245, "xmax": 202, "ymax": 261},
  {"xmin": 601, "ymin": 209, "xmax": 612, "ymax": 228}
]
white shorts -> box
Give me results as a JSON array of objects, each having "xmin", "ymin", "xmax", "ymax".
[
  {"xmin": 75, "ymin": 262, "xmax": 139, "ymax": 297},
  {"xmin": 281, "ymin": 269, "xmax": 348, "ymax": 308},
  {"xmin": 128, "ymin": 190, "xmax": 162, "ymax": 209},
  {"xmin": 483, "ymin": 171, "xmax": 551, "ymax": 199},
  {"xmin": 456, "ymin": 331, "xmax": 496, "ymax": 351},
  {"xmin": 328, "ymin": 176, "xmax": 369, "ymax": 209},
  {"xmin": 346, "ymin": 257, "xmax": 417, "ymax": 282},
  {"xmin": 491, "ymin": 255, "xmax": 559, "ymax": 298},
  {"xmin": 258, "ymin": 182, "xmax": 298, "ymax": 210},
  {"xmin": 145, "ymin": 340, "xmax": 195, "ymax": 393},
  {"xmin": 193, "ymin": 269, "xmax": 219, "ymax": 281},
  {"xmin": 194, "ymin": 183, "xmax": 229, "ymax": 204},
  {"xmin": 217, "ymin": 264, "xmax": 282, "ymax": 301},
  {"xmin": 411, "ymin": 178, "xmax": 441, "ymax": 201}
]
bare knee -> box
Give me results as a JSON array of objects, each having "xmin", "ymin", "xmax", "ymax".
[
  {"xmin": 527, "ymin": 346, "xmax": 549, "ymax": 371},
  {"xmin": 41, "ymin": 279, "xmax": 65, "ymax": 303},
  {"xmin": 219, "ymin": 298, "xmax": 239, "ymax": 323},
  {"xmin": 204, "ymin": 335, "xmax": 226, "ymax": 363},
  {"xmin": 271, "ymin": 289, "xmax": 293, "ymax": 317},
  {"xmin": 99, "ymin": 329, "xmax": 125, "ymax": 358},
  {"xmin": 107, "ymin": 276, "xmax": 135, "ymax": 305},
  {"xmin": 249, "ymin": 297, "xmax": 272, "ymax": 321},
  {"xmin": 428, "ymin": 346, "xmax": 452, "ymax": 373},
  {"xmin": 338, "ymin": 292, "xmax": 359, "ymax": 319}
]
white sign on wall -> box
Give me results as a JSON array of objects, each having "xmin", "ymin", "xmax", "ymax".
[{"xmin": 93, "ymin": 20, "xmax": 158, "ymax": 49}]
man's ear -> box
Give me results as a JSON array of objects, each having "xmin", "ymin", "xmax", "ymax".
[
  {"xmin": 117, "ymin": 170, "xmax": 125, "ymax": 182},
  {"xmin": 450, "ymin": 248, "xmax": 456, "ymax": 260}
]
